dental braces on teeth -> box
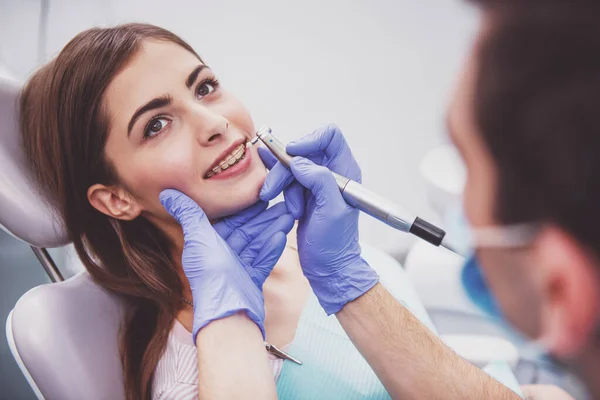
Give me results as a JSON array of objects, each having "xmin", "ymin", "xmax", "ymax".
[{"xmin": 205, "ymin": 143, "xmax": 247, "ymax": 178}]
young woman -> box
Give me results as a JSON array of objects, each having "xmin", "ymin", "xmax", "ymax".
[{"xmin": 20, "ymin": 23, "xmax": 310, "ymax": 399}]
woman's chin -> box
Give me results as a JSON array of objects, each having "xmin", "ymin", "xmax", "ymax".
[
  {"xmin": 206, "ymin": 171, "xmax": 267, "ymax": 220},
  {"xmin": 208, "ymin": 196, "xmax": 261, "ymax": 221}
]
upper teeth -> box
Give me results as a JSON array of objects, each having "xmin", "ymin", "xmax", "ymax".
[{"xmin": 205, "ymin": 144, "xmax": 246, "ymax": 178}]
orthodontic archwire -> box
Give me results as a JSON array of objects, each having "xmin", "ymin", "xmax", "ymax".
[{"xmin": 205, "ymin": 144, "xmax": 247, "ymax": 178}]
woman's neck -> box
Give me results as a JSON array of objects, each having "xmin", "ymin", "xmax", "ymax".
[{"xmin": 158, "ymin": 220, "xmax": 194, "ymax": 306}]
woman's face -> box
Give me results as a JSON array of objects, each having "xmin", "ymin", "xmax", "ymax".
[{"xmin": 97, "ymin": 40, "xmax": 266, "ymax": 226}]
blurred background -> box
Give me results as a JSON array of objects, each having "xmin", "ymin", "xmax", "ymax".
[
  {"xmin": 0, "ymin": 1, "xmax": 585, "ymax": 399},
  {"xmin": 0, "ymin": 0, "xmax": 477, "ymax": 257}
]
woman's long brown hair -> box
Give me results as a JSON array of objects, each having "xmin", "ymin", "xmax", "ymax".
[{"xmin": 19, "ymin": 24, "xmax": 202, "ymax": 400}]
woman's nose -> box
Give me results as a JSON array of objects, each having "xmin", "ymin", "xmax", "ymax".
[{"xmin": 190, "ymin": 106, "xmax": 229, "ymax": 145}]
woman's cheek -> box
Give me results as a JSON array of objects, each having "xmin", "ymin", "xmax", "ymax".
[
  {"xmin": 130, "ymin": 149, "xmax": 197, "ymax": 205},
  {"xmin": 155, "ymin": 140, "xmax": 199, "ymax": 189}
]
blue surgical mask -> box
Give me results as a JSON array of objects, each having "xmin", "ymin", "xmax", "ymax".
[
  {"xmin": 462, "ymin": 251, "xmax": 571, "ymax": 375},
  {"xmin": 443, "ymin": 205, "xmax": 540, "ymax": 319},
  {"xmin": 458, "ymin": 222, "xmax": 539, "ymax": 319},
  {"xmin": 461, "ymin": 254, "xmax": 503, "ymax": 318},
  {"xmin": 458, "ymin": 223, "xmax": 558, "ymax": 359}
]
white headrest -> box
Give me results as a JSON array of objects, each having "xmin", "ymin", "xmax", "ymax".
[{"xmin": 0, "ymin": 78, "xmax": 69, "ymax": 247}]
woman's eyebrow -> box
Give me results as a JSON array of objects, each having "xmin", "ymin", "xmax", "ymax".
[
  {"xmin": 127, "ymin": 95, "xmax": 172, "ymax": 136},
  {"xmin": 126, "ymin": 65, "xmax": 207, "ymax": 136},
  {"xmin": 186, "ymin": 65, "xmax": 207, "ymax": 89}
]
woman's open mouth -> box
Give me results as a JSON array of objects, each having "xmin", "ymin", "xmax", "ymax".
[{"xmin": 204, "ymin": 142, "xmax": 251, "ymax": 180}]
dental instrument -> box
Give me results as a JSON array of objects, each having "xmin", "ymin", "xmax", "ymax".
[
  {"xmin": 265, "ymin": 343, "xmax": 303, "ymax": 365},
  {"xmin": 249, "ymin": 126, "xmax": 461, "ymax": 255}
]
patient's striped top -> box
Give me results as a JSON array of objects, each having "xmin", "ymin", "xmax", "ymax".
[{"xmin": 152, "ymin": 319, "xmax": 284, "ymax": 399}]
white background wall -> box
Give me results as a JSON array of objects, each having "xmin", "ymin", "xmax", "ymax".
[{"xmin": 0, "ymin": 0, "xmax": 479, "ymax": 259}]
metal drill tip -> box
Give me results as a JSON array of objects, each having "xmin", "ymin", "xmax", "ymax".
[{"xmin": 247, "ymin": 136, "xmax": 260, "ymax": 147}]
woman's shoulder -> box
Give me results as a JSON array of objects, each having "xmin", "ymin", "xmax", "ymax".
[{"xmin": 152, "ymin": 321, "xmax": 198, "ymax": 400}]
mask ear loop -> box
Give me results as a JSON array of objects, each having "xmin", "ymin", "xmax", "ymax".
[{"xmin": 469, "ymin": 223, "xmax": 540, "ymax": 249}]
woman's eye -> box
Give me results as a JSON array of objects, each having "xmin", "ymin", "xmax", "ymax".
[
  {"xmin": 144, "ymin": 117, "xmax": 170, "ymax": 138},
  {"xmin": 196, "ymin": 81, "xmax": 217, "ymax": 99}
]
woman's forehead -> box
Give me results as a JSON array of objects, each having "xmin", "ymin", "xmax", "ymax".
[
  {"xmin": 104, "ymin": 41, "xmax": 204, "ymax": 130},
  {"xmin": 112, "ymin": 40, "xmax": 202, "ymax": 96}
]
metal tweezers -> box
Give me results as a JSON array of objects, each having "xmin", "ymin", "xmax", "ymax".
[{"xmin": 265, "ymin": 342, "xmax": 303, "ymax": 365}]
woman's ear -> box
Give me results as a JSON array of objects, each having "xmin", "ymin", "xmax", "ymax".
[{"xmin": 87, "ymin": 184, "xmax": 142, "ymax": 221}]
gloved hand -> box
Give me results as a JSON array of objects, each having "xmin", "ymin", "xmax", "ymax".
[
  {"xmin": 213, "ymin": 200, "xmax": 294, "ymax": 288},
  {"xmin": 160, "ymin": 189, "xmax": 294, "ymax": 342},
  {"xmin": 258, "ymin": 147, "xmax": 306, "ymax": 219},
  {"xmin": 259, "ymin": 124, "xmax": 379, "ymax": 314}
]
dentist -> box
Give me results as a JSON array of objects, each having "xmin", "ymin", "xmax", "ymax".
[
  {"xmin": 161, "ymin": 1, "xmax": 596, "ymax": 399},
  {"xmin": 261, "ymin": 2, "xmax": 599, "ymax": 399}
]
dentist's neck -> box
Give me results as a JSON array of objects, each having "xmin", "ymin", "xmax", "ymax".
[{"xmin": 572, "ymin": 339, "xmax": 600, "ymax": 398}]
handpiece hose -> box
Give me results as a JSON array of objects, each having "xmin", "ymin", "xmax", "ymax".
[{"xmin": 254, "ymin": 126, "xmax": 460, "ymax": 254}]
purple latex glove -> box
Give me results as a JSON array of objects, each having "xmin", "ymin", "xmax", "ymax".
[
  {"xmin": 160, "ymin": 189, "xmax": 294, "ymax": 342},
  {"xmin": 259, "ymin": 124, "xmax": 379, "ymax": 314},
  {"xmin": 258, "ymin": 147, "xmax": 306, "ymax": 219}
]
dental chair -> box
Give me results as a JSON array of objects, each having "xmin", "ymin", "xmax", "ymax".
[{"xmin": 1, "ymin": 77, "xmax": 126, "ymax": 400}]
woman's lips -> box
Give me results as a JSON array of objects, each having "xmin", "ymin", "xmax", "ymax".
[
  {"xmin": 205, "ymin": 138, "xmax": 247, "ymax": 174},
  {"xmin": 205, "ymin": 145, "xmax": 253, "ymax": 181}
]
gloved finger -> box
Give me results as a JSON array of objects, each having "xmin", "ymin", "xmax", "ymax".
[
  {"xmin": 258, "ymin": 146, "xmax": 278, "ymax": 170},
  {"xmin": 283, "ymin": 181, "xmax": 305, "ymax": 219},
  {"xmin": 160, "ymin": 190, "xmax": 226, "ymax": 281},
  {"xmin": 260, "ymin": 140, "xmax": 325, "ymax": 167},
  {"xmin": 159, "ymin": 189, "xmax": 213, "ymax": 237},
  {"xmin": 247, "ymin": 231, "xmax": 287, "ymax": 287},
  {"xmin": 286, "ymin": 123, "xmax": 349, "ymax": 159},
  {"xmin": 287, "ymin": 124, "xmax": 361, "ymax": 183},
  {"xmin": 213, "ymin": 200, "xmax": 269, "ymax": 240},
  {"xmin": 238, "ymin": 213, "xmax": 295, "ymax": 264},
  {"xmin": 227, "ymin": 202, "xmax": 291, "ymax": 253},
  {"xmin": 258, "ymin": 147, "xmax": 305, "ymax": 218},
  {"xmin": 260, "ymin": 161, "xmax": 295, "ymax": 201},
  {"xmin": 289, "ymin": 157, "xmax": 346, "ymax": 213}
]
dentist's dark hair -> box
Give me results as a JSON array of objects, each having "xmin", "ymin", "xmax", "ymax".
[
  {"xmin": 470, "ymin": 2, "xmax": 600, "ymax": 253},
  {"xmin": 20, "ymin": 24, "xmax": 202, "ymax": 400}
]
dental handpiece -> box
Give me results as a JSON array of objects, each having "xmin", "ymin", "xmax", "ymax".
[{"xmin": 251, "ymin": 126, "xmax": 461, "ymax": 255}]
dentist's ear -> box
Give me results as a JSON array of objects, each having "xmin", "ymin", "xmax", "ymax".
[
  {"xmin": 87, "ymin": 184, "xmax": 142, "ymax": 221},
  {"xmin": 534, "ymin": 227, "xmax": 600, "ymax": 358}
]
